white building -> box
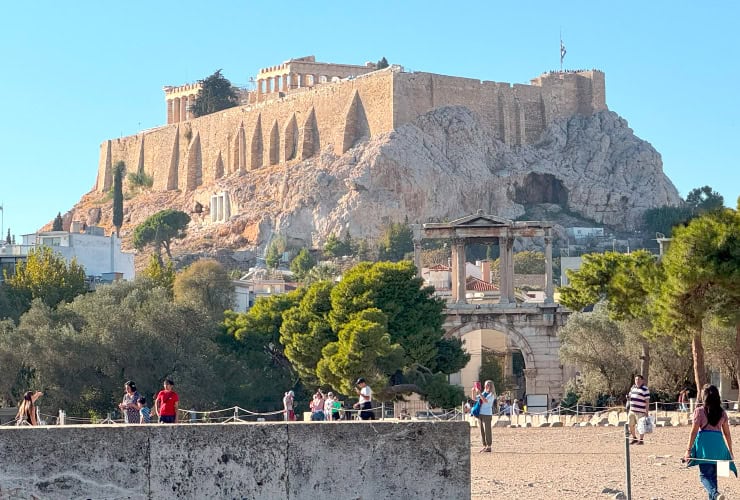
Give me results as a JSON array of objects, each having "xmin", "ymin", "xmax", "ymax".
[{"xmin": 0, "ymin": 225, "xmax": 135, "ymax": 281}]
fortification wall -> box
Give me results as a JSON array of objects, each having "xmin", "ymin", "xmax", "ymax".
[
  {"xmin": 0, "ymin": 421, "xmax": 470, "ymax": 499},
  {"xmin": 392, "ymin": 70, "xmax": 607, "ymax": 146},
  {"xmin": 95, "ymin": 67, "xmax": 606, "ymax": 194},
  {"xmin": 97, "ymin": 69, "xmax": 396, "ymax": 193}
]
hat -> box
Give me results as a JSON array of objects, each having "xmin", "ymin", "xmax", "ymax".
[{"xmin": 355, "ymin": 378, "xmax": 366, "ymax": 385}]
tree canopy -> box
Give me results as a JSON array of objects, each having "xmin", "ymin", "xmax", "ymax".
[
  {"xmin": 190, "ymin": 70, "xmax": 239, "ymax": 118},
  {"xmin": 377, "ymin": 221, "xmax": 413, "ymax": 262},
  {"xmin": 276, "ymin": 261, "xmax": 467, "ymax": 405},
  {"xmin": 173, "ymin": 259, "xmax": 234, "ymax": 321},
  {"xmin": 289, "ymin": 248, "xmax": 316, "ymax": 280},
  {"xmin": 657, "ymin": 206, "xmax": 740, "ymax": 391},
  {"xmin": 132, "ymin": 209, "xmax": 190, "ymax": 261},
  {"xmin": 2, "ymin": 246, "xmax": 87, "ymax": 318}
]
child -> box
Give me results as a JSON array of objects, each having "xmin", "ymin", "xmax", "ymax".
[{"xmin": 137, "ymin": 397, "xmax": 151, "ymax": 424}]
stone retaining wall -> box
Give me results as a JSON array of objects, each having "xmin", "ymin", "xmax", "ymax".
[{"xmin": 0, "ymin": 421, "xmax": 469, "ymax": 499}]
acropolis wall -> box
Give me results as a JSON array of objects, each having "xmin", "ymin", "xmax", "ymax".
[{"xmin": 95, "ymin": 59, "xmax": 606, "ymax": 195}]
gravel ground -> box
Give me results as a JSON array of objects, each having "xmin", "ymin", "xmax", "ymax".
[{"xmin": 470, "ymin": 425, "xmax": 739, "ymax": 499}]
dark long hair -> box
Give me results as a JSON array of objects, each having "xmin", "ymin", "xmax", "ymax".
[{"xmin": 702, "ymin": 384, "xmax": 723, "ymax": 427}]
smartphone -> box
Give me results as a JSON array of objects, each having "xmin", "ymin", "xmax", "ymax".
[{"xmin": 474, "ymin": 381, "xmax": 482, "ymax": 391}]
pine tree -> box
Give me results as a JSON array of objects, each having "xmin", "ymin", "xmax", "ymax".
[
  {"xmin": 52, "ymin": 212, "xmax": 63, "ymax": 231},
  {"xmin": 112, "ymin": 161, "xmax": 125, "ymax": 237}
]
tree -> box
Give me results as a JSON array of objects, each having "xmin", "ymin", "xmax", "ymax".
[
  {"xmin": 559, "ymin": 250, "xmax": 661, "ymax": 380},
  {"xmin": 190, "ymin": 70, "xmax": 238, "ymax": 118},
  {"xmin": 642, "ymin": 205, "xmax": 694, "ymax": 237},
  {"xmin": 4, "ymin": 246, "xmax": 87, "ymax": 314},
  {"xmin": 10, "ymin": 281, "xmax": 224, "ymax": 415},
  {"xmin": 323, "ymin": 233, "xmax": 352, "ymax": 258},
  {"xmin": 686, "ymin": 185, "xmax": 724, "ymax": 213},
  {"xmin": 658, "ymin": 206, "xmax": 740, "ymax": 393},
  {"xmin": 290, "ymin": 248, "xmax": 316, "ymax": 280},
  {"xmin": 173, "ymin": 259, "xmax": 234, "ymax": 321},
  {"xmin": 377, "ymin": 221, "xmax": 413, "ymax": 262},
  {"xmin": 140, "ymin": 254, "xmax": 175, "ymax": 293},
  {"xmin": 376, "ymin": 57, "xmax": 389, "ymax": 69},
  {"xmin": 316, "ymin": 308, "xmax": 403, "ymax": 396},
  {"xmin": 112, "ymin": 160, "xmax": 125, "ymax": 237},
  {"xmin": 278, "ymin": 261, "xmax": 466, "ymax": 400},
  {"xmin": 52, "ymin": 212, "xmax": 63, "ymax": 231},
  {"xmin": 558, "ymin": 305, "xmax": 635, "ymax": 401},
  {"xmin": 132, "ymin": 209, "xmax": 190, "ymax": 261},
  {"xmin": 265, "ymin": 235, "xmax": 287, "ymax": 269},
  {"xmin": 5, "ymin": 228, "xmax": 10, "ymax": 245},
  {"xmin": 280, "ymin": 281, "xmax": 336, "ymax": 383}
]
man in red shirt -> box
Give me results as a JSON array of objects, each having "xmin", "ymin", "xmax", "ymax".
[{"xmin": 154, "ymin": 379, "xmax": 179, "ymax": 424}]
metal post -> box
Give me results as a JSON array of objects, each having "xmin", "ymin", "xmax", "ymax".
[
  {"xmin": 381, "ymin": 402, "xmax": 385, "ymax": 421},
  {"xmin": 624, "ymin": 423, "xmax": 632, "ymax": 500},
  {"xmin": 233, "ymin": 406, "xmax": 239, "ymax": 423}
]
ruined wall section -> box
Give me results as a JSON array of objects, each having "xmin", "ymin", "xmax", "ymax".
[{"xmin": 96, "ymin": 70, "xmax": 396, "ymax": 193}]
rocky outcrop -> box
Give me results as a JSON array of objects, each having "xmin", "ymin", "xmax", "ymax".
[{"xmin": 62, "ymin": 107, "xmax": 681, "ymax": 258}]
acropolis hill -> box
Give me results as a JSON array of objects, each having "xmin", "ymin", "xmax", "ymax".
[{"xmin": 67, "ymin": 55, "xmax": 681, "ymax": 256}]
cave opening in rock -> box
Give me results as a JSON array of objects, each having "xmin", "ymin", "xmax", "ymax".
[{"xmin": 514, "ymin": 173, "xmax": 568, "ymax": 206}]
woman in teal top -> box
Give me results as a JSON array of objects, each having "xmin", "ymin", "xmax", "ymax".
[{"xmin": 473, "ymin": 380, "xmax": 496, "ymax": 452}]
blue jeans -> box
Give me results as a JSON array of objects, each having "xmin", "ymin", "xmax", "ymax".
[{"xmin": 699, "ymin": 462, "xmax": 719, "ymax": 499}]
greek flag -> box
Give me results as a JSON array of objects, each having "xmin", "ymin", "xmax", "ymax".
[{"xmin": 560, "ymin": 40, "xmax": 567, "ymax": 65}]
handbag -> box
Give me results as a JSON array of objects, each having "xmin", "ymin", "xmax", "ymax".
[
  {"xmin": 470, "ymin": 399, "xmax": 481, "ymax": 418},
  {"xmin": 637, "ymin": 415, "xmax": 654, "ymax": 434}
]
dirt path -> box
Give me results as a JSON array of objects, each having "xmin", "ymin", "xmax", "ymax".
[{"xmin": 470, "ymin": 425, "xmax": 739, "ymax": 499}]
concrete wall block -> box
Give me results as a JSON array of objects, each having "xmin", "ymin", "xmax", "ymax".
[{"xmin": 0, "ymin": 421, "xmax": 469, "ymax": 499}]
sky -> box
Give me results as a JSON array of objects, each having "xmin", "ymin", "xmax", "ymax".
[{"xmin": 1, "ymin": 2, "xmax": 738, "ymax": 238}]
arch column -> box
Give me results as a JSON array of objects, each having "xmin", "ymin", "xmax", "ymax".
[
  {"xmin": 544, "ymin": 229, "xmax": 554, "ymax": 304},
  {"xmin": 499, "ymin": 234, "xmax": 514, "ymax": 305},
  {"xmin": 451, "ymin": 238, "xmax": 467, "ymax": 304}
]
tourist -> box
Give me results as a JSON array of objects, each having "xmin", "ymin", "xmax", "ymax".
[
  {"xmin": 476, "ymin": 380, "xmax": 496, "ymax": 452},
  {"xmin": 679, "ymin": 387, "xmax": 690, "ymax": 413},
  {"xmin": 627, "ymin": 374, "xmax": 650, "ymax": 445},
  {"xmin": 684, "ymin": 384, "xmax": 736, "ymax": 500},
  {"xmin": 138, "ymin": 397, "xmax": 151, "ymax": 424},
  {"xmin": 118, "ymin": 381, "xmax": 141, "ymax": 424},
  {"xmin": 311, "ymin": 389, "xmax": 325, "ymax": 421},
  {"xmin": 354, "ymin": 378, "xmax": 374, "ymax": 420},
  {"xmin": 512, "ymin": 399, "xmax": 521, "ymax": 416},
  {"xmin": 154, "ymin": 379, "xmax": 179, "ymax": 424},
  {"xmin": 283, "ymin": 390, "xmax": 295, "ymax": 421},
  {"xmin": 16, "ymin": 390, "xmax": 42, "ymax": 426}
]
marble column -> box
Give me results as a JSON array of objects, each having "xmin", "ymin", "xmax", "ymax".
[
  {"xmin": 180, "ymin": 97, "xmax": 187, "ymax": 122},
  {"xmin": 504, "ymin": 236, "xmax": 515, "ymax": 304},
  {"xmin": 282, "ymin": 74, "xmax": 289, "ymax": 91},
  {"xmin": 166, "ymin": 99, "xmax": 173, "ymax": 124},
  {"xmin": 544, "ymin": 229, "xmax": 554, "ymax": 304},
  {"xmin": 173, "ymin": 97, "xmax": 181, "ymax": 123},
  {"xmin": 451, "ymin": 238, "xmax": 467, "ymax": 304}
]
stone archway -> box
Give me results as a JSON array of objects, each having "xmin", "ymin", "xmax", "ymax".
[{"xmin": 444, "ymin": 310, "xmax": 566, "ymax": 403}]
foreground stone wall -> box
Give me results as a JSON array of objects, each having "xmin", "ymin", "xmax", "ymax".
[{"xmin": 0, "ymin": 421, "xmax": 469, "ymax": 499}]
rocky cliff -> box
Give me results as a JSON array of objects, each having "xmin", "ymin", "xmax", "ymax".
[{"xmin": 63, "ymin": 107, "xmax": 681, "ymax": 259}]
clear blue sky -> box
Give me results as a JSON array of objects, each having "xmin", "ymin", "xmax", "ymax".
[{"xmin": 1, "ymin": 2, "xmax": 738, "ymax": 238}]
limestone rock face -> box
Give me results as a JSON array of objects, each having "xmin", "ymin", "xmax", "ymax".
[{"xmin": 64, "ymin": 106, "xmax": 681, "ymax": 257}]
